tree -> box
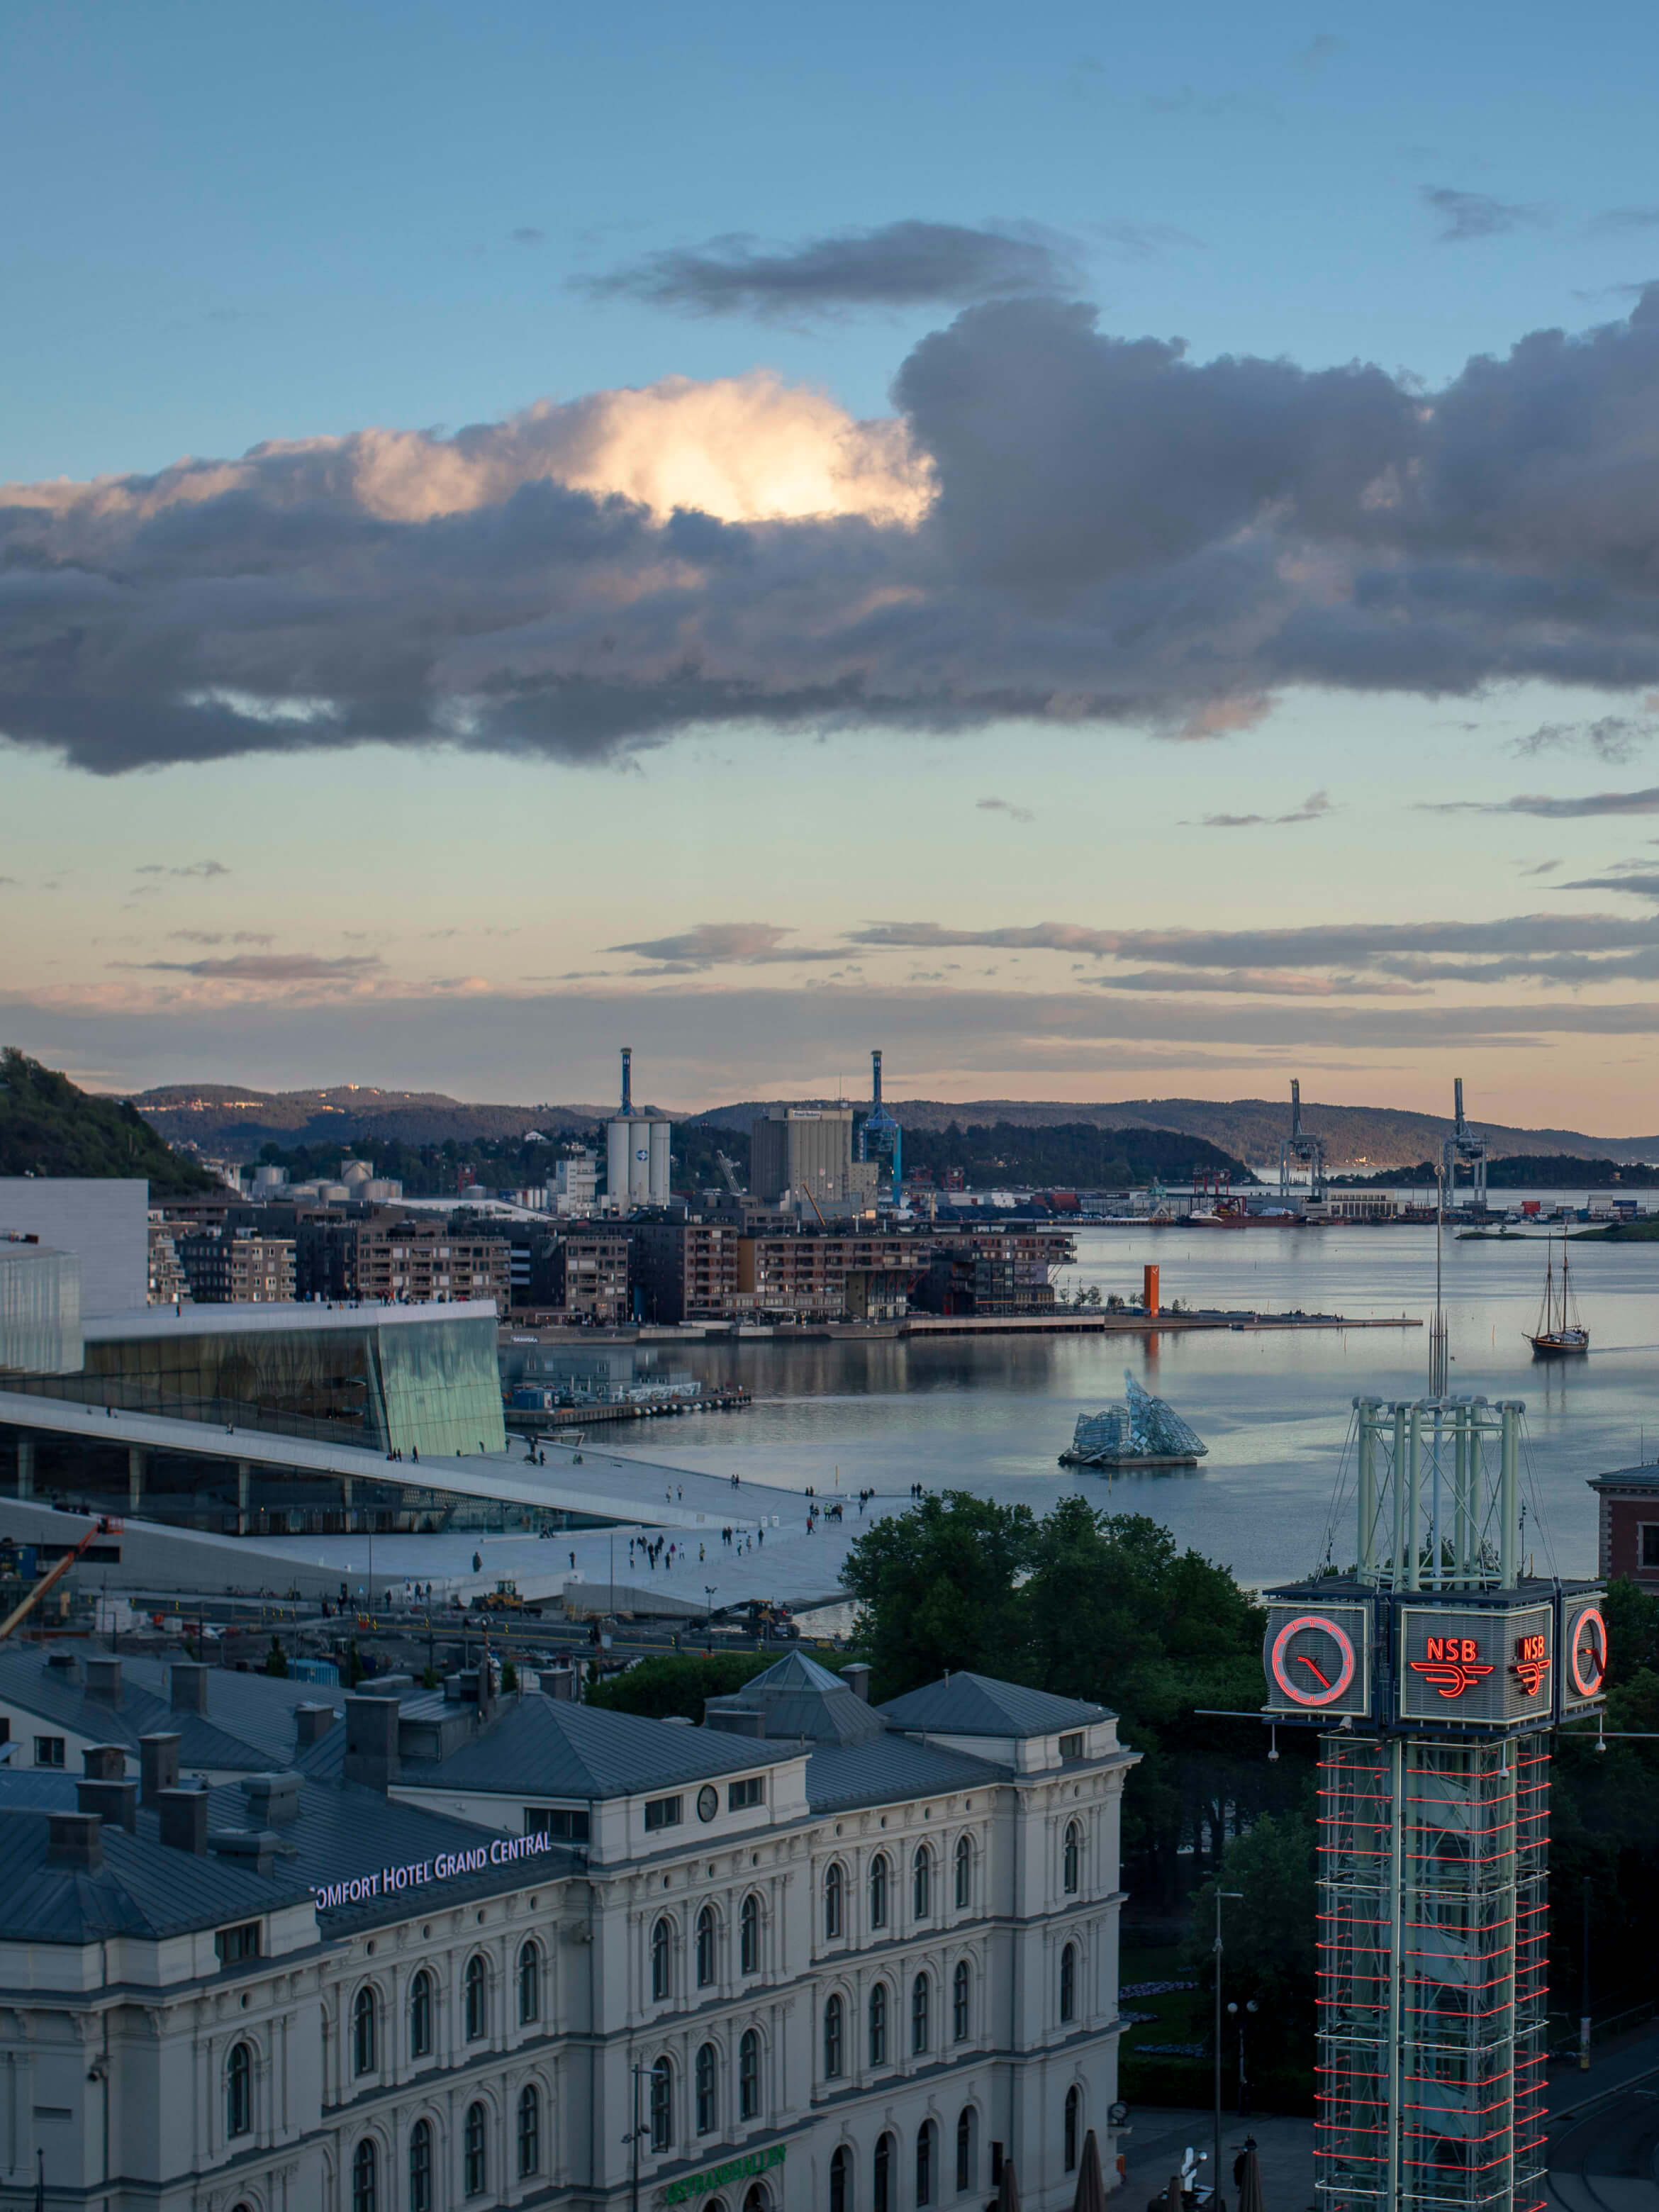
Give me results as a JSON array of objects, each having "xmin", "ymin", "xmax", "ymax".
[
  {"xmin": 584, "ymin": 1652, "xmax": 778, "ymax": 1720},
  {"xmin": 262, "ymin": 1637, "xmax": 289, "ymax": 1678},
  {"xmin": 840, "ymin": 1492, "xmax": 1037, "ymax": 1697},
  {"xmin": 500, "ymin": 1657, "xmax": 519, "ymax": 1694}
]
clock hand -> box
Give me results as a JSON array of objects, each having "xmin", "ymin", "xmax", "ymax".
[{"xmin": 1294, "ymin": 1654, "xmax": 1332, "ymax": 1689}]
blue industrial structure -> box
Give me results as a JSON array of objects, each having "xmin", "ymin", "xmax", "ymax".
[{"xmin": 857, "ymin": 1049, "xmax": 903, "ymax": 1200}]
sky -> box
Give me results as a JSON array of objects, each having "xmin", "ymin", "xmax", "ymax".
[{"xmin": 9, "ymin": 0, "xmax": 1659, "ymax": 1130}]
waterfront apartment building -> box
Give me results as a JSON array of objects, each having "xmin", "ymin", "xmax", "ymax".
[
  {"xmin": 736, "ymin": 1230, "xmax": 923, "ymax": 1322},
  {"xmin": 632, "ymin": 1222, "xmax": 742, "ymax": 1324},
  {"xmin": 0, "ymin": 1646, "xmax": 1133, "ymax": 2211},
  {"xmin": 915, "ymin": 1231, "xmax": 1071, "ymax": 1318}
]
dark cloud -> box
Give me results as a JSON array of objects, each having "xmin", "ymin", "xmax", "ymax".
[
  {"xmin": 1421, "ymin": 186, "xmax": 1550, "ymax": 242},
  {"xmin": 1514, "ymin": 715, "xmax": 1653, "ymax": 763},
  {"xmin": 134, "ymin": 860, "xmax": 230, "ymax": 878},
  {"xmin": 1559, "ymin": 872, "xmax": 1659, "ymax": 898},
  {"xmin": 1195, "ymin": 788, "xmax": 1332, "ymax": 827},
  {"xmin": 509, "ymin": 227, "xmax": 545, "ymax": 247},
  {"xmin": 1426, "ymin": 786, "xmax": 1659, "ymax": 817},
  {"xmin": 134, "ymin": 953, "xmax": 381, "ymax": 982},
  {"xmin": 1588, "ymin": 208, "xmax": 1659, "ymax": 235},
  {"xmin": 1298, "ymin": 33, "xmax": 1344, "ymax": 69},
  {"xmin": 977, "ymin": 796, "xmax": 1034, "ymax": 823},
  {"xmin": 604, "ymin": 923, "xmax": 843, "ymax": 969},
  {"xmin": 575, "ymin": 220, "xmax": 1085, "ymax": 317},
  {"xmin": 18, "ymin": 290, "xmax": 1659, "ymax": 773}
]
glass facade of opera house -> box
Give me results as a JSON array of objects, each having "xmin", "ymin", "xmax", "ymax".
[
  {"xmin": 8, "ymin": 1308, "xmax": 505, "ymax": 1457},
  {"xmin": 0, "ymin": 1242, "xmax": 82, "ymax": 1378}
]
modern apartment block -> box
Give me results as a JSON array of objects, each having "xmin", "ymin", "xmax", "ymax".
[
  {"xmin": 736, "ymin": 1231, "xmax": 924, "ymax": 1322},
  {"xmin": 915, "ymin": 1231, "xmax": 1070, "ymax": 1317},
  {"xmin": 177, "ymin": 1227, "xmax": 297, "ymax": 1305},
  {"xmin": 352, "ymin": 1218, "xmax": 512, "ymax": 1312},
  {"xmin": 631, "ymin": 1222, "xmax": 742, "ymax": 1324}
]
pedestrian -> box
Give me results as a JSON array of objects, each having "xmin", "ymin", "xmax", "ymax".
[{"xmin": 570, "ymin": 1551, "xmax": 576, "ymax": 1570}]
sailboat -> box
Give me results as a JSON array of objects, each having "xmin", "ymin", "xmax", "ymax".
[{"xmin": 1528, "ymin": 1238, "xmax": 1589, "ymax": 1358}]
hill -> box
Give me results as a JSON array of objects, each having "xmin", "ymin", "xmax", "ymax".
[
  {"xmin": 0, "ymin": 1050, "xmax": 219, "ymax": 1196},
  {"xmin": 130, "ymin": 1085, "xmax": 632, "ymax": 1158}
]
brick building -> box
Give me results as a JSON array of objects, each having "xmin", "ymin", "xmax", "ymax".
[
  {"xmin": 736, "ymin": 1231, "xmax": 925, "ymax": 1322},
  {"xmin": 1590, "ymin": 1465, "xmax": 1659, "ymax": 1588},
  {"xmin": 631, "ymin": 1222, "xmax": 741, "ymax": 1324}
]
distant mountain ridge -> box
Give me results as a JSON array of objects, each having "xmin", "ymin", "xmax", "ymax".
[{"xmin": 128, "ymin": 1079, "xmax": 1659, "ymax": 1172}]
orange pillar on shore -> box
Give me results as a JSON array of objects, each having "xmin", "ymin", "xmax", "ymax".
[{"xmin": 1143, "ymin": 1263, "xmax": 1159, "ymax": 1317}]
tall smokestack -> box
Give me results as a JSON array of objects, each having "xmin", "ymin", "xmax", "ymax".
[
  {"xmin": 1454, "ymin": 1076, "xmax": 1465, "ymax": 1129},
  {"xmin": 871, "ymin": 1049, "xmax": 883, "ymax": 1110},
  {"xmin": 620, "ymin": 1046, "xmax": 633, "ymax": 1117}
]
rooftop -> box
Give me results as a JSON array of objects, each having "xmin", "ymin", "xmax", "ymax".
[
  {"xmin": 878, "ymin": 1671, "xmax": 1112, "ymax": 1737},
  {"xmin": 83, "ymin": 1299, "xmax": 498, "ymax": 1342}
]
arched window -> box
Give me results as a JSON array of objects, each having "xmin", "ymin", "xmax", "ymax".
[
  {"xmin": 518, "ymin": 1938, "xmax": 541, "ymax": 2025},
  {"xmin": 912, "ymin": 1843, "xmax": 932, "ymax": 1918},
  {"xmin": 409, "ymin": 2118, "xmax": 434, "ymax": 2212},
  {"xmin": 650, "ymin": 2056, "xmax": 674, "ymax": 2152},
  {"xmin": 916, "ymin": 2118, "xmax": 936, "ymax": 2208},
  {"xmin": 696, "ymin": 2040, "xmax": 719, "ymax": 2133},
  {"xmin": 740, "ymin": 1892, "xmax": 761, "ymax": 1975},
  {"xmin": 953, "ymin": 1957, "xmax": 971, "ymax": 2042},
  {"xmin": 910, "ymin": 1972, "xmax": 930, "ymax": 2055},
  {"xmin": 409, "ymin": 1969, "xmax": 432, "ymax": 2059},
  {"xmin": 1064, "ymin": 2086, "xmax": 1081, "ymax": 2173},
  {"xmin": 518, "ymin": 2084, "xmax": 541, "ymax": 2177},
  {"xmin": 651, "ymin": 1916, "xmax": 674, "ymax": 2002},
  {"xmin": 1062, "ymin": 1820, "xmax": 1080, "ymax": 1896},
  {"xmin": 352, "ymin": 1984, "xmax": 377, "ymax": 2075},
  {"xmin": 868, "ymin": 1852, "xmax": 889, "ymax": 1928},
  {"xmin": 225, "ymin": 2042, "xmax": 252, "ymax": 2138},
  {"xmin": 696, "ymin": 1904, "xmax": 717, "ymax": 1988},
  {"xmin": 954, "ymin": 1833, "xmax": 972, "ymax": 1909},
  {"xmin": 873, "ymin": 2133, "xmax": 893, "ymax": 2212},
  {"xmin": 868, "ymin": 1980, "xmax": 888, "ymax": 2067},
  {"xmin": 956, "ymin": 2107, "xmax": 978, "ymax": 2194},
  {"xmin": 831, "ymin": 2143, "xmax": 851, "ymax": 2212},
  {"xmin": 739, "ymin": 2027, "xmax": 761, "ymax": 2120},
  {"xmin": 824, "ymin": 1992, "xmax": 845, "ymax": 2078},
  {"xmin": 464, "ymin": 2100, "xmax": 488, "ymax": 2196},
  {"xmin": 824, "ymin": 1860, "xmax": 845, "ymax": 1940},
  {"xmin": 1060, "ymin": 1941, "xmax": 1078, "ymax": 2023},
  {"xmin": 352, "ymin": 2137, "xmax": 378, "ymax": 2212},
  {"xmin": 464, "ymin": 1954, "xmax": 487, "ymax": 2041}
]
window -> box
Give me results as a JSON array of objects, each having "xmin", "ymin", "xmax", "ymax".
[
  {"xmin": 409, "ymin": 2118, "xmax": 434, "ymax": 2212},
  {"xmin": 832, "ymin": 2143, "xmax": 851, "ymax": 2212},
  {"xmin": 953, "ymin": 1959, "xmax": 971, "ymax": 2042},
  {"xmin": 216, "ymin": 1921, "xmax": 261, "ymax": 1966},
  {"xmin": 518, "ymin": 2084, "xmax": 541, "ymax": 2177},
  {"xmin": 652, "ymin": 1916, "xmax": 674, "ymax": 2001},
  {"xmin": 740, "ymin": 1893, "xmax": 761, "ymax": 1976},
  {"xmin": 911, "ymin": 1972, "xmax": 930, "ymax": 2055},
  {"xmin": 524, "ymin": 1804, "xmax": 591, "ymax": 1841},
  {"xmin": 352, "ymin": 2138, "xmax": 379, "ymax": 2212},
  {"xmin": 912, "ymin": 1843, "xmax": 932, "ymax": 1919},
  {"xmin": 352, "ymin": 1985, "xmax": 378, "ymax": 2075},
  {"xmin": 1060, "ymin": 1943, "xmax": 1077, "ymax": 2023},
  {"xmin": 1064, "ymin": 2087, "xmax": 1081, "ymax": 2173},
  {"xmin": 225, "ymin": 2042, "xmax": 252, "ymax": 2138},
  {"xmin": 825, "ymin": 1861, "xmax": 845, "ymax": 1940},
  {"xmin": 33, "ymin": 1736, "xmax": 64, "ymax": 1768},
  {"xmin": 954, "ymin": 1834, "xmax": 972, "ymax": 1911},
  {"xmin": 868, "ymin": 1851, "xmax": 889, "ymax": 1928},
  {"xmin": 1643, "ymin": 1524, "xmax": 1659, "ymax": 1569},
  {"xmin": 464, "ymin": 1954, "xmax": 487, "ymax": 2041},
  {"xmin": 644, "ymin": 1794, "xmax": 683, "ymax": 1831},
  {"xmin": 1062, "ymin": 1821, "xmax": 1080, "ymax": 1896},
  {"xmin": 874, "ymin": 2133, "xmax": 893, "ymax": 2212},
  {"xmin": 956, "ymin": 2108, "xmax": 978, "ymax": 2194},
  {"xmin": 464, "ymin": 2101, "xmax": 488, "ymax": 2196},
  {"xmin": 696, "ymin": 2040, "xmax": 719, "ymax": 2133},
  {"xmin": 1059, "ymin": 1731, "xmax": 1085, "ymax": 1760},
  {"xmin": 518, "ymin": 1938, "xmax": 541, "ymax": 2023},
  {"xmin": 696, "ymin": 1905, "xmax": 717, "ymax": 1988},
  {"xmin": 650, "ymin": 2057, "xmax": 674, "ymax": 2152},
  {"xmin": 409, "ymin": 1970, "xmax": 432, "ymax": 2059},
  {"xmin": 824, "ymin": 1993, "xmax": 845, "ymax": 2078},
  {"xmin": 868, "ymin": 1981, "xmax": 888, "ymax": 2067},
  {"xmin": 739, "ymin": 2028, "xmax": 761, "ymax": 2120},
  {"xmin": 917, "ymin": 2118, "xmax": 935, "ymax": 2208},
  {"xmin": 728, "ymin": 1775, "xmax": 765, "ymax": 1810}
]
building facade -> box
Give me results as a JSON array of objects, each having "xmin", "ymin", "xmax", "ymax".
[
  {"xmin": 177, "ymin": 1227, "xmax": 298, "ymax": 1304},
  {"xmin": 749, "ymin": 1109, "xmax": 857, "ymax": 1210}
]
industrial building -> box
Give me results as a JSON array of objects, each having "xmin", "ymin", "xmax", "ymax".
[
  {"xmin": 749, "ymin": 1105, "xmax": 858, "ymax": 1211},
  {"xmin": 0, "ymin": 1646, "xmax": 1133, "ymax": 2212},
  {"xmin": 603, "ymin": 1048, "xmax": 672, "ymax": 1212}
]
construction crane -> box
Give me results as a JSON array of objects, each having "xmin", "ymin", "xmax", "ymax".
[
  {"xmin": 714, "ymin": 1151, "xmax": 744, "ymax": 1197},
  {"xmin": 1278, "ymin": 1080, "xmax": 1327, "ymax": 1202},
  {"xmin": 1441, "ymin": 1077, "xmax": 1490, "ymax": 1212},
  {"xmin": 0, "ymin": 1517, "xmax": 116, "ymax": 1642}
]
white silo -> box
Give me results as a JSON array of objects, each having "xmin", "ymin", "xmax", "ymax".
[
  {"xmin": 603, "ymin": 1048, "xmax": 673, "ymax": 1212},
  {"xmin": 648, "ymin": 1119, "xmax": 671, "ymax": 1205}
]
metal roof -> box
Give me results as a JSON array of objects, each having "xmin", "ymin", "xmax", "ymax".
[
  {"xmin": 876, "ymin": 1671, "xmax": 1112, "ymax": 1736},
  {"xmin": 707, "ymin": 1649, "xmax": 887, "ymax": 1747},
  {"xmin": 805, "ymin": 1735, "xmax": 1012, "ymax": 1814},
  {"xmin": 400, "ymin": 1698, "xmax": 797, "ymax": 1802},
  {"xmin": 0, "ymin": 1647, "xmax": 314, "ymax": 1772}
]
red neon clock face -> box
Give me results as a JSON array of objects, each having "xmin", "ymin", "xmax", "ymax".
[
  {"xmin": 1570, "ymin": 1607, "xmax": 1607, "ymax": 1699},
  {"xmin": 1269, "ymin": 1614, "xmax": 1358, "ymax": 1707}
]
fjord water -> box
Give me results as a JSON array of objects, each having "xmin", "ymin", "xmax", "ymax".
[{"xmin": 651, "ymin": 1224, "xmax": 1659, "ymax": 1582}]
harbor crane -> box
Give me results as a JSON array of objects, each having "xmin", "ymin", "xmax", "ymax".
[
  {"xmin": 713, "ymin": 1151, "xmax": 744, "ymax": 1197},
  {"xmin": 1278, "ymin": 1079, "xmax": 1327, "ymax": 1202},
  {"xmin": 1441, "ymin": 1076, "xmax": 1490, "ymax": 1210}
]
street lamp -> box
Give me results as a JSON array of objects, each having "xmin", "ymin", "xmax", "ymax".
[
  {"xmin": 1212, "ymin": 1889, "xmax": 1243, "ymax": 2211},
  {"xmin": 1226, "ymin": 1998, "xmax": 1258, "ymax": 2117}
]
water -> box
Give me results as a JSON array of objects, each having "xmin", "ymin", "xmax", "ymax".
[{"xmin": 627, "ymin": 1224, "xmax": 1659, "ymax": 1582}]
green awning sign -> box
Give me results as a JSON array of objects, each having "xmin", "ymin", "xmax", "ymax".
[{"xmin": 661, "ymin": 2142, "xmax": 786, "ymax": 2206}]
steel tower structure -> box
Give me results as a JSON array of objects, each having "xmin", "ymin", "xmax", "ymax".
[
  {"xmin": 1264, "ymin": 1398, "xmax": 1607, "ymax": 2212},
  {"xmin": 1280, "ymin": 1079, "xmax": 1328, "ymax": 1202},
  {"xmin": 858, "ymin": 1049, "xmax": 903, "ymax": 1199},
  {"xmin": 1442, "ymin": 1079, "xmax": 1490, "ymax": 1212}
]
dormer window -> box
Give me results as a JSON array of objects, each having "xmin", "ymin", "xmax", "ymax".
[{"xmin": 1058, "ymin": 1731, "xmax": 1085, "ymax": 1760}]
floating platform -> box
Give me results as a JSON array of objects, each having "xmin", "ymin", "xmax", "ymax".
[{"xmin": 1059, "ymin": 1373, "xmax": 1209, "ymax": 1471}]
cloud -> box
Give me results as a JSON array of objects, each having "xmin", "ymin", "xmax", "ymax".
[
  {"xmin": 1421, "ymin": 186, "xmax": 1550, "ymax": 242},
  {"xmin": 135, "ymin": 953, "xmax": 383, "ymax": 982},
  {"xmin": 1514, "ymin": 715, "xmax": 1653, "ymax": 763},
  {"xmin": 165, "ymin": 929, "xmax": 275, "ymax": 946},
  {"xmin": 978, "ymin": 796, "xmax": 1034, "ymax": 823},
  {"xmin": 1298, "ymin": 33, "xmax": 1344, "ymax": 69},
  {"xmin": 575, "ymin": 220, "xmax": 1085, "ymax": 318},
  {"xmin": 1559, "ymin": 873, "xmax": 1659, "ymax": 898},
  {"xmin": 20, "ymin": 289, "xmax": 1659, "ymax": 774},
  {"xmin": 603, "ymin": 922, "xmax": 843, "ymax": 968},
  {"xmin": 1588, "ymin": 208, "xmax": 1659, "ymax": 235},
  {"xmin": 1519, "ymin": 858, "xmax": 1562, "ymax": 876},
  {"xmin": 509, "ymin": 227, "xmax": 545, "ymax": 247},
  {"xmin": 1195, "ymin": 788, "xmax": 1332, "ymax": 827},
  {"xmin": 1427, "ymin": 786, "xmax": 1659, "ymax": 818},
  {"xmin": 133, "ymin": 860, "xmax": 230, "ymax": 878}
]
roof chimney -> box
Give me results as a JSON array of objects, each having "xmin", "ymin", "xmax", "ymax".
[
  {"xmin": 82, "ymin": 1743, "xmax": 126, "ymax": 1783},
  {"xmin": 157, "ymin": 1788, "xmax": 208, "ymax": 1855},
  {"xmin": 46, "ymin": 1811, "xmax": 104, "ymax": 1873},
  {"xmin": 343, "ymin": 1694, "xmax": 401, "ymax": 1792},
  {"xmin": 294, "ymin": 1702, "xmax": 335, "ymax": 1749},
  {"xmin": 169, "ymin": 1662, "xmax": 209, "ymax": 1714},
  {"xmin": 84, "ymin": 1656, "xmax": 122, "ymax": 1706},
  {"xmin": 139, "ymin": 1732, "xmax": 181, "ymax": 1806},
  {"xmin": 842, "ymin": 1663, "xmax": 872, "ymax": 1702},
  {"xmin": 242, "ymin": 1772, "xmax": 302, "ymax": 1826},
  {"xmin": 77, "ymin": 1777, "xmax": 138, "ymax": 1833}
]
